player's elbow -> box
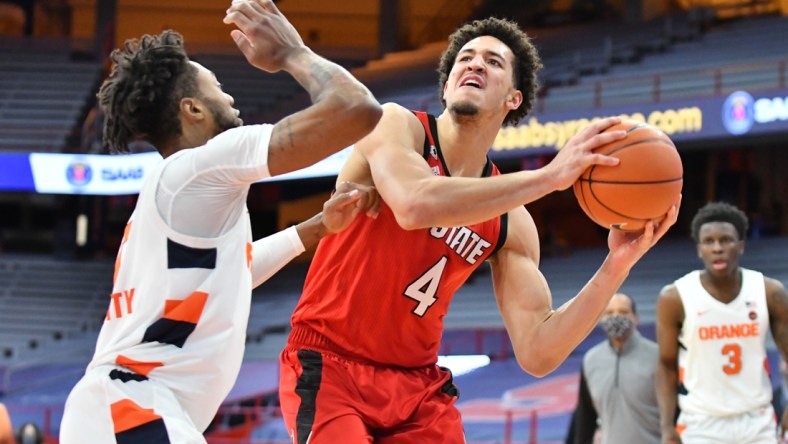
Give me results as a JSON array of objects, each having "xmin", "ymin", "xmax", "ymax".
[
  {"xmin": 350, "ymin": 95, "xmax": 383, "ymax": 134},
  {"xmin": 393, "ymin": 199, "xmax": 436, "ymax": 231},
  {"xmin": 330, "ymin": 88, "xmax": 382, "ymax": 136},
  {"xmin": 514, "ymin": 345, "xmax": 562, "ymax": 378},
  {"xmin": 517, "ymin": 359, "xmax": 556, "ymax": 378}
]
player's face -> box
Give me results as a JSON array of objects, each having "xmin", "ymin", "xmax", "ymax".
[
  {"xmin": 191, "ymin": 62, "xmax": 242, "ymax": 135},
  {"xmin": 443, "ymin": 36, "xmax": 521, "ymax": 121},
  {"xmin": 696, "ymin": 221, "xmax": 744, "ymax": 276}
]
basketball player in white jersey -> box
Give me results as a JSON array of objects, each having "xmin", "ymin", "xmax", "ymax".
[
  {"xmin": 656, "ymin": 202, "xmax": 788, "ymax": 443},
  {"xmin": 60, "ymin": 1, "xmax": 382, "ymax": 442}
]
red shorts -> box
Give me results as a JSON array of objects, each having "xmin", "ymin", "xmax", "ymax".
[{"xmin": 279, "ymin": 347, "xmax": 465, "ymax": 444}]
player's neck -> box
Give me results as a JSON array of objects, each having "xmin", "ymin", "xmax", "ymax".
[
  {"xmin": 700, "ymin": 268, "xmax": 742, "ymax": 303},
  {"xmin": 435, "ymin": 111, "xmax": 500, "ymax": 177}
]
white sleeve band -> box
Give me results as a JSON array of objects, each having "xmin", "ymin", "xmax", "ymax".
[{"xmin": 251, "ymin": 225, "xmax": 306, "ymax": 289}]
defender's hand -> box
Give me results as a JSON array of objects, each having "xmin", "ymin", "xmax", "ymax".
[
  {"xmin": 322, "ymin": 182, "xmax": 380, "ymax": 235},
  {"xmin": 224, "ymin": 0, "xmax": 306, "ymax": 73}
]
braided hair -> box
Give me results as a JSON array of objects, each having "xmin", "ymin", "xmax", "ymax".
[
  {"xmin": 437, "ymin": 17, "xmax": 542, "ymax": 127},
  {"xmin": 98, "ymin": 30, "xmax": 198, "ymax": 153}
]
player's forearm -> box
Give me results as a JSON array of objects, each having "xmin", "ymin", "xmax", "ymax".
[
  {"xmin": 394, "ymin": 168, "xmax": 557, "ymax": 230},
  {"xmin": 294, "ymin": 213, "xmax": 328, "ymax": 251},
  {"xmin": 251, "ymin": 226, "xmax": 305, "ymax": 288},
  {"xmin": 283, "ymin": 48, "xmax": 380, "ymax": 125},
  {"xmin": 656, "ymin": 363, "xmax": 679, "ymax": 430},
  {"xmin": 512, "ymin": 257, "xmax": 630, "ymax": 375}
]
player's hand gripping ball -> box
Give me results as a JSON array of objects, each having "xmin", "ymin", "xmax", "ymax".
[{"xmin": 573, "ymin": 120, "xmax": 683, "ymax": 231}]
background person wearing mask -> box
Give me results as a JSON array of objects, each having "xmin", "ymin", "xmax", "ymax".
[{"xmin": 566, "ymin": 293, "xmax": 661, "ymax": 444}]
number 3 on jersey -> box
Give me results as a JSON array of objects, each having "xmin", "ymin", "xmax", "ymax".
[
  {"xmin": 403, "ymin": 256, "xmax": 447, "ymax": 316},
  {"xmin": 721, "ymin": 343, "xmax": 742, "ymax": 375}
]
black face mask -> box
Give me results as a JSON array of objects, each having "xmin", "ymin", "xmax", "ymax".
[{"xmin": 600, "ymin": 315, "xmax": 634, "ymax": 340}]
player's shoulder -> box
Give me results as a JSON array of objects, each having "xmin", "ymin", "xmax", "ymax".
[
  {"xmin": 495, "ymin": 205, "xmax": 538, "ymax": 261},
  {"xmin": 380, "ymin": 102, "xmax": 419, "ymax": 123},
  {"xmin": 657, "ymin": 282, "xmax": 686, "ymax": 323},
  {"xmin": 763, "ymin": 274, "xmax": 788, "ymax": 296},
  {"xmin": 356, "ymin": 103, "xmax": 424, "ymax": 151},
  {"xmin": 658, "ymin": 281, "xmax": 681, "ymax": 299}
]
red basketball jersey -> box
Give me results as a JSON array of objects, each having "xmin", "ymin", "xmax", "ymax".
[{"xmin": 288, "ymin": 112, "xmax": 507, "ymax": 368}]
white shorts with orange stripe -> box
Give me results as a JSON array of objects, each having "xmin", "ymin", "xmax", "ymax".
[
  {"xmin": 60, "ymin": 366, "xmax": 206, "ymax": 444},
  {"xmin": 677, "ymin": 404, "xmax": 778, "ymax": 444}
]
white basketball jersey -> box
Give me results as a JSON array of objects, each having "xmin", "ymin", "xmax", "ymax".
[
  {"xmin": 676, "ymin": 268, "xmax": 771, "ymax": 416},
  {"xmin": 87, "ymin": 148, "xmax": 255, "ymax": 431}
]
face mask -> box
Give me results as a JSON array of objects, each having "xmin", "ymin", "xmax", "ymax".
[{"xmin": 600, "ymin": 315, "xmax": 634, "ymax": 340}]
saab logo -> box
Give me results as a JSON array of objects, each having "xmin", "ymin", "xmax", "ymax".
[
  {"xmin": 754, "ymin": 95, "xmax": 788, "ymax": 124},
  {"xmin": 722, "ymin": 91, "xmax": 754, "ymax": 135},
  {"xmin": 66, "ymin": 160, "xmax": 93, "ymax": 186},
  {"xmin": 458, "ymin": 374, "xmax": 578, "ymax": 421},
  {"xmin": 102, "ymin": 167, "xmax": 144, "ymax": 181}
]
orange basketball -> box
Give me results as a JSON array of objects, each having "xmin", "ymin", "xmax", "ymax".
[{"xmin": 572, "ymin": 120, "xmax": 683, "ymax": 232}]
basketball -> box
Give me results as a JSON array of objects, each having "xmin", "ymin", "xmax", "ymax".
[{"xmin": 572, "ymin": 120, "xmax": 683, "ymax": 232}]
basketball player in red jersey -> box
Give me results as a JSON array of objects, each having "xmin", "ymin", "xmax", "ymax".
[
  {"xmin": 279, "ymin": 17, "xmax": 679, "ymax": 443},
  {"xmin": 60, "ymin": 1, "xmax": 381, "ymax": 442}
]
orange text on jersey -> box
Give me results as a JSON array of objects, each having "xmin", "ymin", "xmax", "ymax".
[
  {"xmin": 698, "ymin": 322, "xmax": 759, "ymax": 340},
  {"xmin": 106, "ymin": 288, "xmax": 135, "ymax": 321}
]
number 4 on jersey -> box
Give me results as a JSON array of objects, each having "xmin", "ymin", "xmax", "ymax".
[{"xmin": 403, "ymin": 256, "xmax": 447, "ymax": 316}]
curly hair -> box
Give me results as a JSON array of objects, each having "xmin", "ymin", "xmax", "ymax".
[
  {"xmin": 98, "ymin": 30, "xmax": 199, "ymax": 153},
  {"xmin": 437, "ymin": 17, "xmax": 542, "ymax": 126},
  {"xmin": 690, "ymin": 201, "xmax": 749, "ymax": 243}
]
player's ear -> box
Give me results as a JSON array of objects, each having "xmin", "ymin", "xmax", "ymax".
[
  {"xmin": 505, "ymin": 90, "xmax": 522, "ymax": 111},
  {"xmin": 180, "ymin": 98, "xmax": 205, "ymax": 122}
]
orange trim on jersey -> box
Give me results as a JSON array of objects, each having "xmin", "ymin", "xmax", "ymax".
[
  {"xmin": 113, "ymin": 223, "xmax": 132, "ymax": 285},
  {"xmin": 676, "ymin": 424, "xmax": 686, "ymax": 436},
  {"xmin": 246, "ymin": 242, "xmax": 253, "ymax": 270},
  {"xmin": 764, "ymin": 358, "xmax": 771, "ymax": 375},
  {"xmin": 111, "ymin": 399, "xmax": 161, "ymax": 433},
  {"xmin": 115, "ymin": 355, "xmax": 164, "ymax": 377},
  {"xmin": 163, "ymin": 291, "xmax": 208, "ymax": 324},
  {"xmin": 678, "ymin": 366, "xmax": 685, "ymax": 383}
]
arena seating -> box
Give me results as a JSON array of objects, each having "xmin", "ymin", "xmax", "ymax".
[
  {"xmin": 354, "ymin": 10, "xmax": 714, "ymax": 117},
  {"xmin": 542, "ymin": 14, "xmax": 788, "ymax": 111},
  {"xmin": 192, "ymin": 52, "xmax": 369, "ymax": 125},
  {"xmin": 0, "ymin": 254, "xmax": 111, "ymax": 364},
  {"xmin": 0, "ymin": 36, "xmax": 102, "ymax": 153}
]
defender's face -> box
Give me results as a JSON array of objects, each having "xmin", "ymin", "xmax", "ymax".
[
  {"xmin": 192, "ymin": 62, "xmax": 242, "ymax": 134},
  {"xmin": 443, "ymin": 36, "xmax": 520, "ymax": 119},
  {"xmin": 696, "ymin": 221, "xmax": 744, "ymax": 276}
]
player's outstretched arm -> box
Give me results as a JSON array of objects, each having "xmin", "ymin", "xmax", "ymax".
[
  {"xmin": 250, "ymin": 182, "xmax": 379, "ymax": 288},
  {"xmin": 655, "ymin": 286, "xmax": 683, "ymax": 444},
  {"xmin": 491, "ymin": 202, "xmax": 678, "ymax": 376},
  {"xmin": 224, "ymin": 0, "xmax": 381, "ymax": 177},
  {"xmin": 351, "ymin": 104, "xmax": 625, "ymax": 230}
]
